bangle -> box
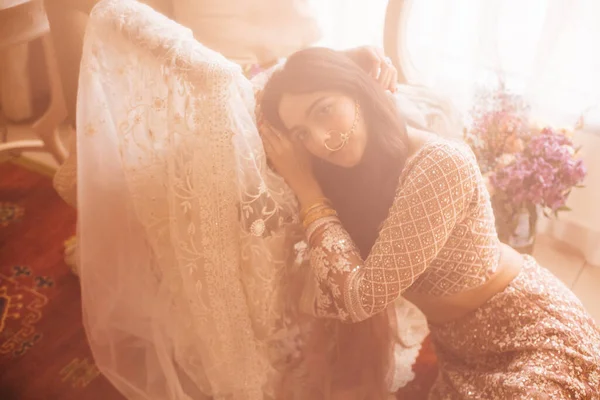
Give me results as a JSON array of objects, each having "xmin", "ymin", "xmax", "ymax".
[
  {"xmin": 301, "ymin": 203, "xmax": 331, "ymax": 222},
  {"xmin": 300, "ymin": 198, "xmax": 332, "ymax": 218},
  {"xmin": 303, "ymin": 207, "xmax": 337, "ymax": 229}
]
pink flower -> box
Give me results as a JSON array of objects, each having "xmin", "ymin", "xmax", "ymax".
[{"xmin": 489, "ymin": 126, "xmax": 586, "ymax": 213}]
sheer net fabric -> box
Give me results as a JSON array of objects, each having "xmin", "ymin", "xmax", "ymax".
[
  {"xmin": 78, "ymin": 1, "xmax": 298, "ymax": 398},
  {"xmin": 70, "ymin": 0, "xmax": 430, "ymax": 398}
]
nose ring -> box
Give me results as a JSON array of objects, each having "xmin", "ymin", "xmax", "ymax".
[
  {"xmin": 323, "ymin": 102, "xmax": 360, "ymax": 153},
  {"xmin": 324, "ymin": 131, "xmax": 350, "ymax": 152}
]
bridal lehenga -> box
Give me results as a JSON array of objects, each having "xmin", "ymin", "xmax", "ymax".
[{"xmin": 52, "ymin": 0, "xmax": 470, "ymax": 398}]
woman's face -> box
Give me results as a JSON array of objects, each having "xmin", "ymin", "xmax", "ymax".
[{"xmin": 277, "ymin": 91, "xmax": 368, "ymax": 168}]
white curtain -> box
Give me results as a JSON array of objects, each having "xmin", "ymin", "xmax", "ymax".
[
  {"xmin": 309, "ymin": 0, "xmax": 389, "ymax": 49},
  {"xmin": 402, "ymin": 0, "xmax": 600, "ymax": 121},
  {"xmin": 313, "ymin": 0, "xmax": 600, "ymax": 265}
]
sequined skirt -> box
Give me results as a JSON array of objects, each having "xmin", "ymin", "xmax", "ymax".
[{"xmin": 428, "ymin": 255, "xmax": 600, "ymax": 400}]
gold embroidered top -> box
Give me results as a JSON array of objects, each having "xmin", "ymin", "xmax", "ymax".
[{"xmin": 305, "ymin": 140, "xmax": 502, "ymax": 322}]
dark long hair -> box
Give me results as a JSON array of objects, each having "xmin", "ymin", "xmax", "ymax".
[
  {"xmin": 261, "ymin": 48, "xmax": 410, "ymax": 398},
  {"xmin": 261, "ymin": 47, "xmax": 409, "ymax": 258}
]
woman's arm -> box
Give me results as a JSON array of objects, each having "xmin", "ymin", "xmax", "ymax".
[{"xmin": 301, "ymin": 142, "xmax": 478, "ymax": 322}]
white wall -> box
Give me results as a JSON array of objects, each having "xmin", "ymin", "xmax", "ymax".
[{"xmin": 538, "ymin": 128, "xmax": 600, "ymax": 266}]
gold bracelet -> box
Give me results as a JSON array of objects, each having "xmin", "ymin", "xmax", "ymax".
[
  {"xmin": 301, "ymin": 203, "xmax": 331, "ymax": 221},
  {"xmin": 303, "ymin": 207, "xmax": 337, "ymax": 229},
  {"xmin": 303, "ymin": 204, "xmax": 333, "ymax": 221},
  {"xmin": 300, "ymin": 198, "xmax": 332, "ymax": 219}
]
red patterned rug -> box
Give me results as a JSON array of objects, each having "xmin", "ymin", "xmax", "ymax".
[
  {"xmin": 0, "ymin": 161, "xmax": 123, "ymax": 400},
  {"xmin": 0, "ymin": 160, "xmax": 437, "ymax": 399}
]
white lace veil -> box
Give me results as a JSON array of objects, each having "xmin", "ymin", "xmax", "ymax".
[{"xmin": 77, "ymin": 1, "xmax": 308, "ymax": 398}]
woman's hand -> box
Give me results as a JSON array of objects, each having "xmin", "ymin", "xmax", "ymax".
[
  {"xmin": 260, "ymin": 121, "xmax": 324, "ymax": 205},
  {"xmin": 343, "ymin": 46, "xmax": 398, "ymax": 92}
]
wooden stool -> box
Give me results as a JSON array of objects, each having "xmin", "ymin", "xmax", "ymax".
[{"xmin": 0, "ymin": 0, "xmax": 68, "ymax": 164}]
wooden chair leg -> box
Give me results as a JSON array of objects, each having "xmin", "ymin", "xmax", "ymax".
[{"xmin": 31, "ymin": 33, "xmax": 68, "ymax": 164}]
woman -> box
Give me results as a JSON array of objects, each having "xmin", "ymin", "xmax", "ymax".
[{"xmin": 259, "ymin": 47, "xmax": 600, "ymax": 399}]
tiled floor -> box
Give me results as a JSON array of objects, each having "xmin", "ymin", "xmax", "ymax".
[{"xmin": 533, "ymin": 233, "xmax": 600, "ymax": 324}]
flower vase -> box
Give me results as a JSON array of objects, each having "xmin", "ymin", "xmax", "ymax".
[
  {"xmin": 494, "ymin": 202, "xmax": 538, "ymax": 255},
  {"xmin": 508, "ymin": 206, "xmax": 538, "ymax": 254}
]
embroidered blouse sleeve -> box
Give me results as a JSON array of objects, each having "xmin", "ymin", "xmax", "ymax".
[{"xmin": 302, "ymin": 143, "xmax": 478, "ymax": 322}]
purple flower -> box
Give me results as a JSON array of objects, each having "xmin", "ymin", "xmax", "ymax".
[
  {"xmin": 465, "ymin": 80, "xmax": 586, "ymax": 216},
  {"xmin": 489, "ymin": 126, "xmax": 586, "ymax": 213}
]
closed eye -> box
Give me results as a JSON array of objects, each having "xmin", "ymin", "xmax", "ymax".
[{"xmin": 295, "ymin": 129, "xmax": 308, "ymax": 142}]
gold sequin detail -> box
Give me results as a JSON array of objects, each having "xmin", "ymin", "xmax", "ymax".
[{"xmin": 429, "ymin": 257, "xmax": 600, "ymax": 399}]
